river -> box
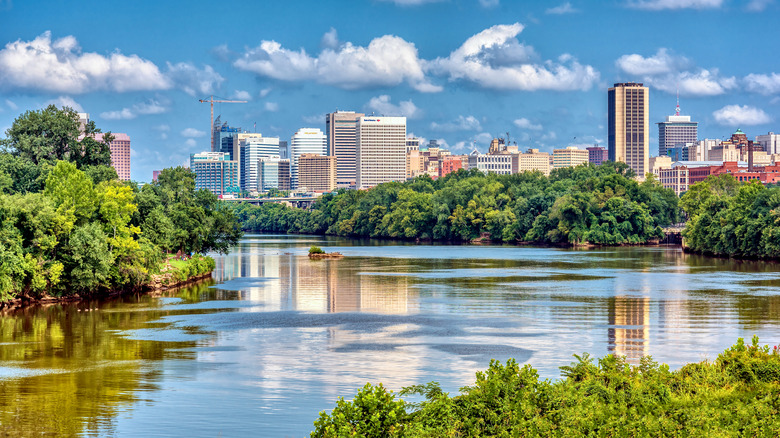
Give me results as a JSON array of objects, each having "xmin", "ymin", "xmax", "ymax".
[{"xmin": 1, "ymin": 234, "xmax": 779, "ymax": 436}]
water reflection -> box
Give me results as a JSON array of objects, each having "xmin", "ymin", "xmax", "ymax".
[{"xmin": 2, "ymin": 235, "xmax": 780, "ymax": 437}]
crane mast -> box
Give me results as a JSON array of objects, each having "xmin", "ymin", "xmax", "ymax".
[{"xmin": 198, "ymin": 95, "xmax": 248, "ymax": 152}]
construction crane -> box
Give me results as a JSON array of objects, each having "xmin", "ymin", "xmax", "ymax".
[{"xmin": 199, "ymin": 95, "xmax": 247, "ymax": 152}]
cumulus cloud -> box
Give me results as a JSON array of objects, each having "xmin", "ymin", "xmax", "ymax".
[
  {"xmin": 514, "ymin": 117, "xmax": 543, "ymax": 130},
  {"xmin": 100, "ymin": 99, "xmax": 168, "ymax": 120},
  {"xmin": 185, "ymin": 139, "xmax": 197, "ymax": 147},
  {"xmin": 366, "ymin": 95, "xmax": 421, "ymax": 118},
  {"xmin": 259, "ymin": 87, "xmax": 272, "ymax": 97},
  {"xmin": 479, "ymin": 0, "xmax": 500, "ymax": 8},
  {"xmin": 5, "ymin": 99, "xmax": 17, "ymax": 110},
  {"xmin": 43, "ymin": 96, "xmax": 83, "ymax": 112},
  {"xmin": 546, "ymin": 2, "xmax": 578, "ymax": 14},
  {"xmin": 265, "ymin": 102, "xmax": 279, "ymax": 112},
  {"xmin": 746, "ymin": 0, "xmax": 773, "ymax": 11},
  {"xmin": 181, "ymin": 128, "xmax": 207, "ymax": 138},
  {"xmin": 430, "ymin": 23, "xmax": 599, "ymax": 91},
  {"xmin": 0, "ymin": 32, "xmax": 224, "ymax": 96},
  {"xmin": 378, "ymin": 0, "xmax": 446, "ymax": 5},
  {"xmin": 616, "ymin": 48, "xmax": 736, "ymax": 96},
  {"xmin": 744, "ymin": 73, "xmax": 780, "ymax": 95},
  {"xmin": 233, "ymin": 90, "xmax": 251, "ymax": 100},
  {"xmin": 321, "ymin": 28, "xmax": 339, "ymax": 49},
  {"xmin": 626, "ymin": 0, "xmax": 724, "ymax": 10},
  {"xmin": 234, "ymin": 35, "xmax": 441, "ymax": 92},
  {"xmin": 712, "ymin": 105, "xmax": 771, "ymax": 126},
  {"xmin": 430, "ymin": 115, "xmax": 482, "ymax": 131},
  {"xmin": 615, "ymin": 48, "xmax": 690, "ymax": 75},
  {"xmin": 165, "ymin": 62, "xmax": 224, "ymax": 96}
]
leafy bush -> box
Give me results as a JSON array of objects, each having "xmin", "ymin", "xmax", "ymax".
[
  {"xmin": 312, "ymin": 338, "xmax": 780, "ymax": 437},
  {"xmin": 309, "ymin": 246, "xmax": 325, "ymax": 254}
]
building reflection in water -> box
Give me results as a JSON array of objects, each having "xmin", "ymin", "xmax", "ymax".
[
  {"xmin": 212, "ymin": 242, "xmax": 414, "ymax": 314},
  {"xmin": 607, "ymin": 273, "xmax": 651, "ymax": 362}
]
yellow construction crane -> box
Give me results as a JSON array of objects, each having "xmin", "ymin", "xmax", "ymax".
[{"xmin": 198, "ymin": 95, "xmax": 247, "ymax": 151}]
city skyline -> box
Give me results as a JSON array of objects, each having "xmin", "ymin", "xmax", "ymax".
[{"xmin": 1, "ymin": 0, "xmax": 779, "ymax": 181}]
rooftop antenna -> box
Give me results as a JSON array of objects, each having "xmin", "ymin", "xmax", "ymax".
[{"xmin": 675, "ymin": 87, "xmax": 681, "ymax": 116}]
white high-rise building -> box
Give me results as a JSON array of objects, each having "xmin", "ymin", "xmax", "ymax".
[
  {"xmin": 756, "ymin": 132, "xmax": 780, "ymax": 155},
  {"xmin": 290, "ymin": 128, "xmax": 327, "ymax": 189},
  {"xmin": 326, "ymin": 111, "xmax": 364, "ymax": 188},
  {"xmin": 239, "ymin": 133, "xmax": 280, "ymax": 192},
  {"xmin": 356, "ymin": 116, "xmax": 407, "ymax": 189}
]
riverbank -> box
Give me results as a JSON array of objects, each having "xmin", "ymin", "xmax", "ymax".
[{"xmin": 0, "ymin": 254, "xmax": 215, "ymax": 312}]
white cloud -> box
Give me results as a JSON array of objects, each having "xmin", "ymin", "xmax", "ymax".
[
  {"xmin": 744, "ymin": 73, "xmax": 780, "ymax": 95},
  {"xmin": 321, "ymin": 27, "xmax": 339, "ymax": 49},
  {"xmin": 366, "ymin": 95, "xmax": 421, "ymax": 118},
  {"xmin": 431, "ymin": 23, "xmax": 599, "ymax": 91},
  {"xmin": 5, "ymin": 99, "xmax": 17, "ymax": 110},
  {"xmin": 615, "ymin": 48, "xmax": 689, "ymax": 76},
  {"xmin": 100, "ymin": 99, "xmax": 168, "ymax": 120},
  {"xmin": 513, "ymin": 117, "xmax": 543, "ymax": 130},
  {"xmin": 616, "ymin": 48, "xmax": 736, "ymax": 96},
  {"xmin": 166, "ymin": 62, "xmax": 224, "ymax": 96},
  {"xmin": 0, "ymin": 32, "xmax": 224, "ymax": 96},
  {"xmin": 235, "ymin": 35, "xmax": 441, "ymax": 92},
  {"xmin": 626, "ymin": 0, "xmax": 724, "ymax": 10},
  {"xmin": 546, "ymin": 2, "xmax": 578, "ymax": 14},
  {"xmin": 302, "ymin": 114, "xmax": 323, "ymax": 124},
  {"xmin": 181, "ymin": 128, "xmax": 207, "ymax": 138},
  {"xmin": 0, "ymin": 32, "xmax": 169, "ymax": 94},
  {"xmin": 155, "ymin": 124, "xmax": 170, "ymax": 132},
  {"xmin": 259, "ymin": 87, "xmax": 272, "ymax": 97},
  {"xmin": 185, "ymin": 139, "xmax": 197, "ymax": 147},
  {"xmin": 479, "ymin": 0, "xmax": 500, "ymax": 8},
  {"xmin": 378, "ymin": 0, "xmax": 446, "ymax": 5},
  {"xmin": 233, "ymin": 90, "xmax": 251, "ymax": 100},
  {"xmin": 43, "ymin": 96, "xmax": 83, "ymax": 112},
  {"xmin": 265, "ymin": 102, "xmax": 279, "ymax": 112},
  {"xmin": 430, "ymin": 115, "xmax": 482, "ymax": 131},
  {"xmin": 712, "ymin": 105, "xmax": 771, "ymax": 126},
  {"xmin": 746, "ymin": 0, "xmax": 773, "ymax": 11}
]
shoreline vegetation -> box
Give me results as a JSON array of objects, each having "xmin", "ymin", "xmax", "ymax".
[
  {"xmin": 0, "ymin": 106, "xmax": 242, "ymax": 308},
  {"xmin": 312, "ymin": 337, "xmax": 780, "ymax": 437}
]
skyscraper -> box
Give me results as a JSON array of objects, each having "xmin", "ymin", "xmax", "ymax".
[
  {"xmin": 608, "ymin": 82, "xmax": 649, "ymax": 178},
  {"xmin": 657, "ymin": 102, "xmax": 697, "ymax": 157},
  {"xmin": 356, "ymin": 116, "xmax": 406, "ymax": 189},
  {"xmin": 290, "ymin": 128, "xmax": 327, "ymax": 189},
  {"xmin": 93, "ymin": 132, "xmax": 131, "ymax": 181},
  {"xmin": 326, "ymin": 111, "xmax": 364, "ymax": 188},
  {"xmin": 239, "ymin": 133, "xmax": 280, "ymax": 192},
  {"xmin": 190, "ymin": 152, "xmax": 239, "ymax": 196}
]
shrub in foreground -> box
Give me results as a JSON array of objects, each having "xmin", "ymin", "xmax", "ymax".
[{"xmin": 312, "ymin": 336, "xmax": 780, "ymax": 437}]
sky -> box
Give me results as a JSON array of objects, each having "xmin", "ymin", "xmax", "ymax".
[{"xmin": 1, "ymin": 0, "xmax": 779, "ymax": 181}]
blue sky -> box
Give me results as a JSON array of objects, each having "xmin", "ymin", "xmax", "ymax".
[{"xmin": 1, "ymin": 0, "xmax": 779, "ymax": 181}]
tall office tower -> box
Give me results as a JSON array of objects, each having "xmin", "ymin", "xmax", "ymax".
[
  {"xmin": 290, "ymin": 128, "xmax": 327, "ymax": 189},
  {"xmin": 190, "ymin": 152, "xmax": 239, "ymax": 196},
  {"xmin": 356, "ymin": 116, "xmax": 406, "ymax": 189},
  {"xmin": 657, "ymin": 102, "xmax": 697, "ymax": 157},
  {"xmin": 756, "ymin": 132, "xmax": 780, "ymax": 155},
  {"xmin": 298, "ymin": 154, "xmax": 337, "ymax": 192},
  {"xmin": 278, "ymin": 160, "xmax": 291, "ymax": 191},
  {"xmin": 93, "ymin": 133, "xmax": 131, "ymax": 181},
  {"xmin": 239, "ymin": 133, "xmax": 280, "ymax": 192},
  {"xmin": 326, "ymin": 111, "xmax": 364, "ymax": 188},
  {"xmin": 258, "ymin": 156, "xmax": 283, "ymax": 192},
  {"xmin": 608, "ymin": 82, "xmax": 650, "ymax": 178},
  {"xmin": 216, "ymin": 120, "xmax": 242, "ymax": 160},
  {"xmin": 77, "ymin": 113, "xmax": 90, "ymax": 133},
  {"xmin": 279, "ymin": 140, "xmax": 289, "ymax": 159}
]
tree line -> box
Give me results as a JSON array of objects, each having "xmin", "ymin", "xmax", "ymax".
[
  {"xmin": 230, "ymin": 162, "xmax": 681, "ymax": 246},
  {"xmin": 0, "ymin": 106, "xmax": 242, "ymax": 301}
]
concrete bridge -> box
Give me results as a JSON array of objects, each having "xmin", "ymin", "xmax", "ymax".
[
  {"xmin": 221, "ymin": 196, "xmax": 319, "ymax": 209},
  {"xmin": 661, "ymin": 225, "xmax": 685, "ymax": 245}
]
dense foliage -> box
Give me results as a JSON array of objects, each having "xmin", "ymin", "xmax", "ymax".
[
  {"xmin": 312, "ymin": 337, "xmax": 780, "ymax": 437},
  {"xmin": 0, "ymin": 107, "xmax": 242, "ymax": 301},
  {"xmin": 681, "ymin": 173, "xmax": 780, "ymax": 258},
  {"xmin": 231, "ymin": 163, "xmax": 680, "ymax": 245}
]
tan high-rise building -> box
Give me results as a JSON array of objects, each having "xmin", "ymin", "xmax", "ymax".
[
  {"xmin": 356, "ymin": 116, "xmax": 406, "ymax": 189},
  {"xmin": 298, "ymin": 154, "xmax": 337, "ymax": 192},
  {"xmin": 93, "ymin": 132, "xmax": 131, "ymax": 181},
  {"xmin": 608, "ymin": 83, "xmax": 649, "ymax": 179},
  {"xmin": 326, "ymin": 111, "xmax": 364, "ymax": 188},
  {"xmin": 514, "ymin": 148, "xmax": 551, "ymax": 176},
  {"xmin": 552, "ymin": 146, "xmax": 589, "ymax": 169}
]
